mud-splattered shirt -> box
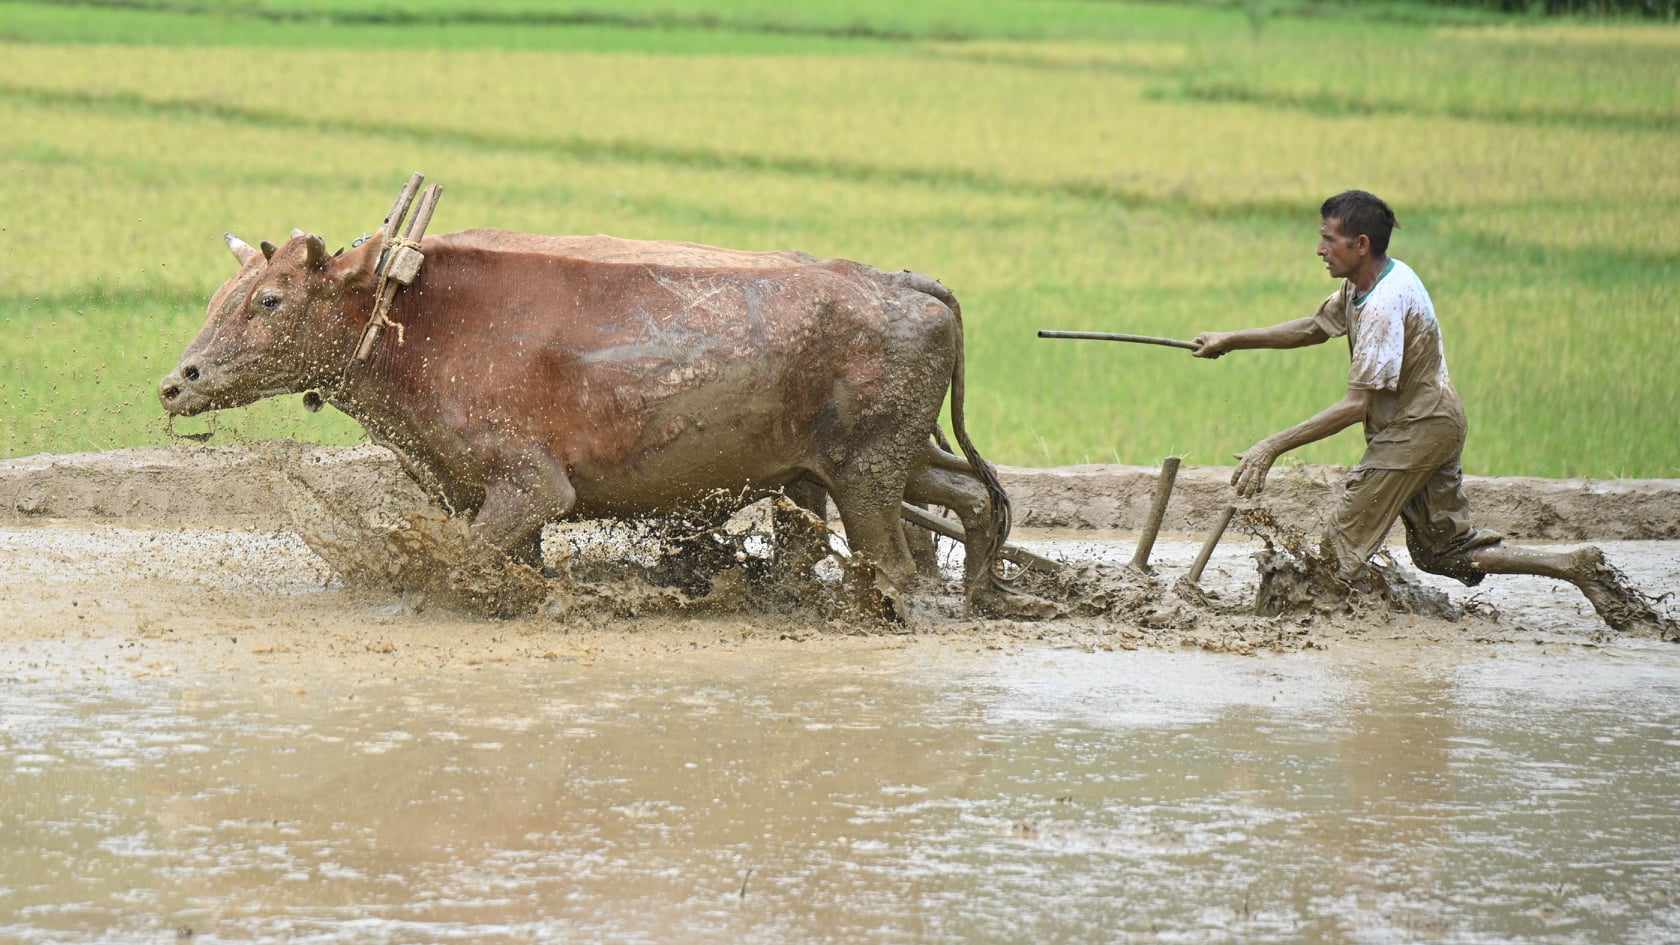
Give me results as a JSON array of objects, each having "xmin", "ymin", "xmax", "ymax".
[{"xmin": 1312, "ymin": 259, "xmax": 1466, "ymax": 470}]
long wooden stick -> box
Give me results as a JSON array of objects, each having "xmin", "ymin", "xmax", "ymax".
[
  {"xmin": 899, "ymin": 502, "xmax": 1061, "ymax": 572},
  {"xmin": 1185, "ymin": 505, "xmax": 1237, "ymax": 585},
  {"xmin": 1037, "ymin": 330, "xmax": 1197, "ymax": 351},
  {"xmin": 1129, "ymin": 456, "xmax": 1180, "ymax": 571}
]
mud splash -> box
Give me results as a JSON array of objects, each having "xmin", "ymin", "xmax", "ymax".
[
  {"xmin": 280, "ymin": 457, "xmax": 548, "ymax": 618},
  {"xmin": 274, "ymin": 444, "xmax": 883, "ymax": 625},
  {"xmin": 1570, "ymin": 546, "xmax": 1680, "ymax": 639},
  {"xmin": 266, "ymin": 447, "xmax": 1477, "ymax": 652},
  {"xmin": 253, "ymin": 443, "xmax": 1674, "ymax": 648},
  {"xmin": 1237, "ymin": 506, "xmax": 1678, "ymax": 640},
  {"xmin": 1240, "ymin": 507, "xmax": 1474, "ymax": 624}
]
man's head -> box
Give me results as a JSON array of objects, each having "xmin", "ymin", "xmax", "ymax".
[{"xmin": 1317, "ymin": 190, "xmax": 1397, "ymax": 280}]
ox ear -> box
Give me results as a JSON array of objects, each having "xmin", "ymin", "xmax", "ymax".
[
  {"xmin": 260, "ymin": 240, "xmax": 278, "ymax": 261},
  {"xmin": 333, "ymin": 237, "xmax": 382, "ymax": 291},
  {"xmin": 224, "ymin": 232, "xmax": 258, "ymax": 266},
  {"xmin": 303, "ymin": 234, "xmax": 329, "ymax": 271}
]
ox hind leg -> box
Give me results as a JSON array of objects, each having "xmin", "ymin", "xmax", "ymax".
[
  {"xmin": 904, "ymin": 504, "xmax": 940, "ymax": 577},
  {"xmin": 904, "ymin": 464, "xmax": 992, "ymax": 601},
  {"xmin": 905, "ymin": 458, "xmax": 1058, "ymax": 620},
  {"xmin": 829, "ymin": 490, "xmax": 919, "ymax": 618}
]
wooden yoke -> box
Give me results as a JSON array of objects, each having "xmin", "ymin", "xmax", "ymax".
[{"xmin": 355, "ymin": 173, "xmax": 443, "ymax": 363}]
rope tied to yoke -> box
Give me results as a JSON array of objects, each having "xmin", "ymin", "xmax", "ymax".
[
  {"xmin": 366, "ymin": 236, "xmax": 427, "ymax": 348},
  {"xmin": 353, "ymin": 175, "xmax": 442, "ymax": 364}
]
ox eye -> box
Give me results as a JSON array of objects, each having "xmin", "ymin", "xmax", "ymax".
[{"xmin": 260, "ymin": 294, "xmax": 281, "ymax": 310}]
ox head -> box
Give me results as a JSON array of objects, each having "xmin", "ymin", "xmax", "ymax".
[{"xmin": 160, "ymin": 231, "xmax": 373, "ymax": 416}]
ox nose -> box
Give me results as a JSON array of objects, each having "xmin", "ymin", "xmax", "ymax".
[{"xmin": 159, "ymin": 364, "xmax": 197, "ymax": 407}]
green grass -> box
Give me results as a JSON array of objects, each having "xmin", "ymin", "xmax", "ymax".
[{"xmin": 2, "ymin": 1, "xmax": 1677, "ymax": 478}]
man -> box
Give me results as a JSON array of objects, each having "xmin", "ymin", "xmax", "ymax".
[{"xmin": 1191, "ymin": 190, "xmax": 1662, "ymax": 631}]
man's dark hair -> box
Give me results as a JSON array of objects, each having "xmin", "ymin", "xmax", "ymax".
[{"xmin": 1321, "ymin": 190, "xmax": 1398, "ymax": 256}]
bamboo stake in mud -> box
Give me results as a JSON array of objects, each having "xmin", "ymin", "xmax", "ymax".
[
  {"xmin": 1129, "ymin": 456, "xmax": 1180, "ymax": 571},
  {"xmin": 1185, "ymin": 505, "xmax": 1237, "ymax": 586}
]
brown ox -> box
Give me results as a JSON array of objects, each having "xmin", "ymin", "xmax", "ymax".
[{"xmin": 160, "ymin": 229, "xmax": 1023, "ymax": 613}]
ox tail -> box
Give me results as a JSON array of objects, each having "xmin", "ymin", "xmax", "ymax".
[{"xmin": 897, "ymin": 271, "xmax": 1013, "ymax": 585}]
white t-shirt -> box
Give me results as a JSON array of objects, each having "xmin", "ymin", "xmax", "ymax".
[{"xmin": 1312, "ymin": 259, "xmax": 1466, "ymax": 469}]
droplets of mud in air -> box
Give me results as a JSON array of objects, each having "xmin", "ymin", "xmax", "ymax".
[
  {"xmin": 275, "ymin": 450, "xmax": 546, "ymax": 617},
  {"xmin": 264, "ymin": 441, "xmax": 1343, "ymax": 650}
]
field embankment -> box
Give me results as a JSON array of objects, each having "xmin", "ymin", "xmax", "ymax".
[{"xmin": 5, "ymin": 445, "xmax": 1678, "ymax": 541}]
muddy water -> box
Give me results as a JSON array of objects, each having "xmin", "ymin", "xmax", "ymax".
[
  {"xmin": 5, "ymin": 637, "xmax": 1680, "ymax": 943},
  {"xmin": 3, "ymin": 526, "xmax": 1680, "ymax": 942}
]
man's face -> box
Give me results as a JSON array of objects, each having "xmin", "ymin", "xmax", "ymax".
[{"xmin": 1317, "ymin": 217, "xmax": 1366, "ymax": 279}]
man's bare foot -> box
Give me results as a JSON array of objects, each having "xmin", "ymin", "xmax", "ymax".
[{"xmin": 1564, "ymin": 547, "xmax": 1679, "ymax": 640}]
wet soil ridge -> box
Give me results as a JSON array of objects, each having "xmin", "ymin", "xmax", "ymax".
[
  {"xmin": 6, "ymin": 446, "xmax": 1680, "ymax": 540},
  {"xmin": 1008, "ymin": 463, "xmax": 1680, "ymax": 540}
]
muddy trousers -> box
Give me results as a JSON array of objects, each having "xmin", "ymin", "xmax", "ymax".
[{"xmin": 1322, "ymin": 452, "xmax": 1503, "ymax": 588}]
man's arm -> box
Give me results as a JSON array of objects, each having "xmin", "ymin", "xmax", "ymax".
[
  {"xmin": 1192, "ymin": 317, "xmax": 1329, "ymax": 359},
  {"xmin": 1231, "ymin": 386, "xmax": 1371, "ymax": 497}
]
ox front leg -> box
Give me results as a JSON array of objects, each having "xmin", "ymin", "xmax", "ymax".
[{"xmin": 472, "ymin": 452, "xmax": 577, "ymax": 572}]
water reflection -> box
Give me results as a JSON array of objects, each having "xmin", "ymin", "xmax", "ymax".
[{"xmin": 3, "ymin": 644, "xmax": 1679, "ymax": 943}]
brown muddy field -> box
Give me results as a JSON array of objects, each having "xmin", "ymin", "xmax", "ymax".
[
  {"xmin": 4, "ymin": 446, "xmax": 1680, "ymax": 943},
  {"xmin": 3, "ymin": 444, "xmax": 1678, "ymax": 658},
  {"xmin": 3, "ymin": 444, "xmax": 1677, "ymax": 666}
]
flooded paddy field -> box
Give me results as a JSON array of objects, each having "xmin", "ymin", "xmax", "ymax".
[{"xmin": 3, "ymin": 519, "xmax": 1679, "ymax": 943}]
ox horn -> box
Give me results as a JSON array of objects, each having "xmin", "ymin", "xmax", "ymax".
[
  {"xmin": 291, "ymin": 227, "xmax": 307, "ymax": 239},
  {"xmin": 304, "ymin": 234, "xmax": 328, "ymax": 270},
  {"xmin": 225, "ymin": 232, "xmax": 258, "ymax": 265},
  {"xmin": 260, "ymin": 240, "xmax": 278, "ymax": 261}
]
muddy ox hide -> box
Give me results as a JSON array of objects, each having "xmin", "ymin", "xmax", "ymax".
[{"xmin": 161, "ymin": 229, "xmax": 1017, "ymax": 612}]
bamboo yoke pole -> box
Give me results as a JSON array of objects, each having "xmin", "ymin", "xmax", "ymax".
[
  {"xmin": 379, "ymin": 173, "xmax": 424, "ymax": 245},
  {"xmin": 355, "ymin": 175, "xmax": 441, "ymax": 363},
  {"xmin": 1129, "ymin": 456, "xmax": 1180, "ymax": 571},
  {"xmin": 404, "ymin": 183, "xmax": 442, "ymax": 247}
]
